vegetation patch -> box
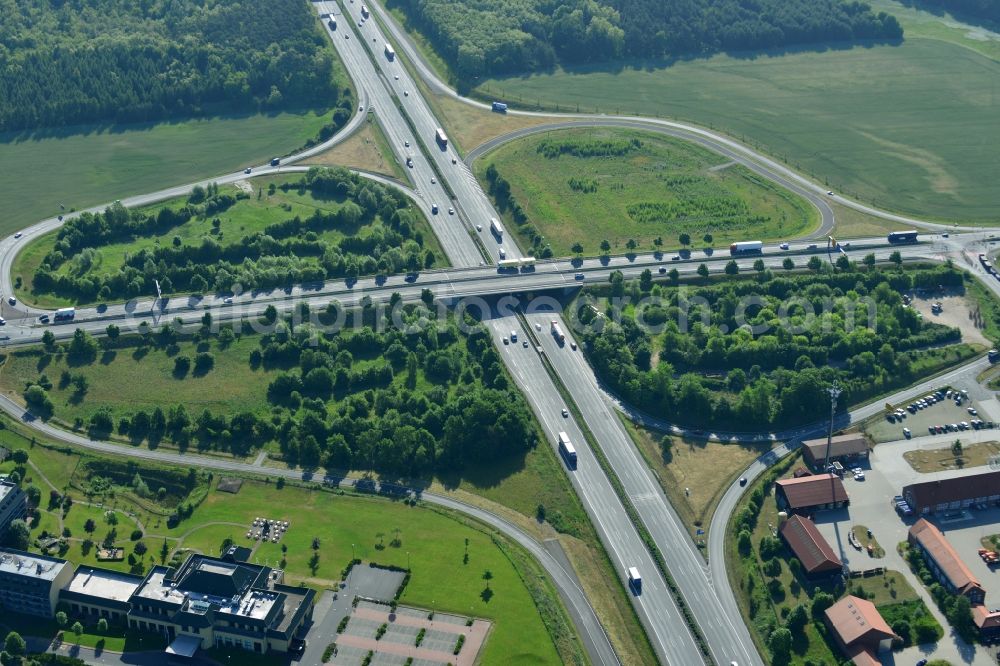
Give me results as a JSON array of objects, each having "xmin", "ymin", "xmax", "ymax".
[
  {"xmin": 575, "ymin": 262, "xmax": 979, "ymax": 430},
  {"xmin": 476, "ymin": 127, "xmax": 816, "ymax": 258},
  {"xmin": 903, "ymin": 439, "xmax": 1000, "ymax": 472},
  {"xmin": 387, "ymin": 0, "xmax": 900, "ymax": 82},
  {"xmin": 0, "ymin": 0, "xmax": 346, "ymax": 132},
  {"xmin": 477, "ymin": 38, "xmax": 1000, "ymax": 222},
  {"xmin": 19, "ymin": 168, "xmax": 440, "ymax": 306}
]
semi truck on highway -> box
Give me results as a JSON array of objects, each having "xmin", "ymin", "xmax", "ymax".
[
  {"xmin": 497, "ymin": 257, "xmax": 536, "ymax": 272},
  {"xmin": 729, "ymin": 240, "xmax": 763, "ymax": 255},
  {"xmin": 551, "ymin": 320, "xmax": 565, "ymax": 345},
  {"xmin": 490, "ymin": 217, "xmax": 503, "ymax": 239},
  {"xmin": 627, "ymin": 567, "xmax": 642, "ymax": 594},
  {"xmin": 327, "ymin": 17, "xmax": 336, "ymax": 30},
  {"xmin": 558, "ymin": 432, "xmax": 577, "ymax": 469},
  {"xmin": 435, "ymin": 127, "xmax": 448, "ymax": 148},
  {"xmin": 491, "ymin": 102, "xmax": 508, "ymax": 113},
  {"xmin": 384, "ymin": 43, "xmax": 395, "ymax": 61},
  {"xmin": 887, "ymin": 230, "xmax": 918, "ymax": 244},
  {"xmin": 54, "ymin": 307, "xmax": 75, "ymax": 322}
]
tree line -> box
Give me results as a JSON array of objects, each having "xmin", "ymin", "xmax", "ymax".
[
  {"xmin": 900, "ymin": 0, "xmax": 1000, "ymax": 25},
  {"xmin": 580, "ymin": 263, "xmax": 969, "ymax": 429},
  {"xmin": 31, "ymin": 167, "xmax": 436, "ymax": 302},
  {"xmin": 0, "ymin": 0, "xmax": 346, "ymax": 131},
  {"xmin": 389, "ymin": 0, "xmax": 902, "ymax": 82},
  {"xmin": 23, "ymin": 303, "xmax": 537, "ymax": 478}
]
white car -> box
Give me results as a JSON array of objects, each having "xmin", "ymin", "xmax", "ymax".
[
  {"xmin": 968, "ymin": 407, "xmax": 978, "ymax": 415},
  {"xmin": 561, "ymin": 408, "xmax": 569, "ymax": 417},
  {"xmin": 404, "ymin": 141, "xmax": 409, "ymax": 147},
  {"xmin": 0, "ymin": 318, "xmax": 6, "ymax": 325},
  {"xmin": 394, "ymin": 75, "xmax": 399, "ymax": 80},
  {"xmin": 854, "ymin": 471, "xmax": 865, "ymax": 480},
  {"xmin": 7, "ymin": 297, "xmax": 15, "ymax": 306},
  {"xmin": 448, "ymin": 207, "xmax": 454, "ymax": 215},
  {"xmin": 431, "ymin": 177, "xmax": 436, "ymax": 184},
  {"xmin": 475, "ymin": 224, "xmax": 482, "ymax": 231},
  {"xmin": 403, "ymin": 91, "xmax": 409, "ymax": 96},
  {"xmin": 903, "ymin": 427, "xmax": 911, "ymax": 438},
  {"xmin": 779, "ymin": 242, "xmax": 789, "ymax": 250},
  {"xmin": 223, "ymin": 297, "xmax": 233, "ymax": 304}
]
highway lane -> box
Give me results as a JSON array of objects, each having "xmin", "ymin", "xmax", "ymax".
[
  {"xmin": 0, "ymin": 394, "xmax": 616, "ymax": 666},
  {"xmin": 332, "ymin": 0, "xmax": 519, "ymax": 264},
  {"xmin": 486, "ymin": 314, "xmax": 704, "ymax": 665}
]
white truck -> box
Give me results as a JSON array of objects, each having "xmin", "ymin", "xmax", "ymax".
[
  {"xmin": 551, "ymin": 320, "xmax": 565, "ymax": 345},
  {"xmin": 729, "ymin": 240, "xmax": 763, "ymax": 255},
  {"xmin": 490, "ymin": 217, "xmax": 504, "ymax": 239},
  {"xmin": 627, "ymin": 567, "xmax": 642, "ymax": 594},
  {"xmin": 558, "ymin": 432, "xmax": 577, "ymax": 469},
  {"xmin": 384, "ymin": 43, "xmax": 395, "ymax": 61}
]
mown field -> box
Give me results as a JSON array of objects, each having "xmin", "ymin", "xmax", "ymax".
[
  {"xmin": 476, "ymin": 37, "xmax": 1000, "ymax": 223},
  {"xmin": 475, "ymin": 127, "xmax": 816, "ymax": 257},
  {"xmin": 0, "ymin": 109, "xmax": 345, "ymax": 238}
]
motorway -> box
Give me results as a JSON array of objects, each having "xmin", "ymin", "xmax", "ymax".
[{"xmin": 3, "ymin": 2, "xmax": 1000, "ymax": 664}]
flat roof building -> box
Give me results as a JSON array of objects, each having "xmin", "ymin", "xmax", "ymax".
[
  {"xmin": 779, "ymin": 514, "xmax": 843, "ymax": 578},
  {"xmin": 61, "ymin": 566, "xmax": 143, "ymax": 624},
  {"xmin": 0, "ymin": 547, "xmax": 73, "ymax": 617},
  {"xmin": 902, "ymin": 470, "xmax": 1000, "ymax": 515},
  {"xmin": 0, "ymin": 479, "xmax": 28, "ymax": 535},
  {"xmin": 776, "ymin": 473, "xmax": 849, "ymax": 513},
  {"xmin": 908, "ymin": 519, "xmax": 985, "ymax": 604},
  {"xmin": 824, "ymin": 595, "xmax": 895, "ymax": 665},
  {"xmin": 802, "ymin": 434, "xmax": 869, "ymax": 470}
]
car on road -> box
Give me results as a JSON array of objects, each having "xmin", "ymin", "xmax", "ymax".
[
  {"xmin": 570, "ymin": 341, "xmax": 577, "ymax": 350},
  {"xmin": 826, "ymin": 190, "xmax": 834, "ymax": 195},
  {"xmin": 502, "ymin": 337, "xmax": 508, "ymax": 345},
  {"xmin": 779, "ymin": 242, "xmax": 789, "ymax": 250},
  {"xmin": 394, "ymin": 74, "xmax": 399, "ymax": 80},
  {"xmin": 244, "ymin": 167, "xmax": 252, "ymax": 174},
  {"xmin": 431, "ymin": 204, "xmax": 438, "ymax": 214},
  {"xmin": 968, "ymin": 407, "xmax": 978, "ymax": 415},
  {"xmin": 853, "ymin": 470, "xmax": 865, "ymax": 480},
  {"xmin": 403, "ymin": 90, "xmax": 409, "ymax": 96},
  {"xmin": 475, "ymin": 224, "xmax": 482, "ymax": 231},
  {"xmin": 903, "ymin": 427, "xmax": 911, "ymax": 438},
  {"xmin": 575, "ymin": 273, "xmax": 585, "ymax": 280},
  {"xmin": 13, "ymin": 232, "xmax": 21, "ymax": 238},
  {"xmin": 658, "ymin": 267, "xmax": 666, "ymax": 274},
  {"xmin": 38, "ymin": 314, "xmax": 49, "ymax": 323},
  {"xmin": 0, "ymin": 318, "xmax": 5, "ymax": 325},
  {"xmin": 431, "ymin": 177, "xmax": 436, "ymax": 184},
  {"xmin": 808, "ymin": 244, "xmax": 818, "ymax": 250},
  {"xmin": 917, "ymin": 659, "xmax": 927, "ymax": 666},
  {"xmin": 942, "ymin": 232, "xmax": 949, "ymax": 237},
  {"xmin": 345, "ymin": 33, "xmax": 349, "ymax": 38},
  {"xmin": 448, "ymin": 207, "xmax": 454, "ymax": 215},
  {"xmin": 7, "ymin": 297, "xmax": 15, "ymax": 306},
  {"xmin": 452, "ymin": 157, "xmax": 457, "ymax": 164},
  {"xmin": 739, "ymin": 477, "xmax": 747, "ymax": 486},
  {"xmin": 562, "ymin": 408, "xmax": 569, "ymax": 417},
  {"xmin": 404, "ymin": 141, "xmax": 409, "ymax": 147},
  {"xmin": 223, "ymin": 297, "xmax": 233, "ymax": 304},
  {"xmin": 522, "ymin": 340, "xmax": 528, "ymax": 347},
  {"xmin": 671, "ymin": 255, "xmax": 680, "ymax": 261}
]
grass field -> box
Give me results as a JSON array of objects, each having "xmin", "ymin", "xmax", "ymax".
[
  {"xmin": 304, "ymin": 113, "xmax": 406, "ymax": 181},
  {"xmin": 621, "ymin": 416, "xmax": 769, "ymax": 546},
  {"xmin": 0, "ymin": 428, "xmax": 572, "ymax": 665},
  {"xmin": 903, "ymin": 439, "xmax": 1000, "ymax": 472},
  {"xmin": 476, "ymin": 37, "xmax": 1000, "ymax": 223},
  {"xmin": 0, "ymin": 109, "xmax": 345, "ymax": 237},
  {"xmin": 12, "ymin": 173, "xmax": 443, "ymax": 308},
  {"xmin": 475, "ymin": 127, "xmax": 816, "ymax": 257}
]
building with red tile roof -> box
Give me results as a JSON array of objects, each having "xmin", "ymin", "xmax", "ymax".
[
  {"xmin": 908, "ymin": 519, "xmax": 985, "ymax": 604},
  {"xmin": 778, "ymin": 515, "xmax": 842, "ymax": 578},
  {"xmin": 824, "ymin": 595, "xmax": 895, "ymax": 665}
]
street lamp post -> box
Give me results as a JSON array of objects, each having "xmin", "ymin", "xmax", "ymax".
[{"xmin": 824, "ymin": 384, "xmax": 842, "ymax": 472}]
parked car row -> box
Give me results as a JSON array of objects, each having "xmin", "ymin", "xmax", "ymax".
[
  {"xmin": 927, "ymin": 420, "xmax": 993, "ymax": 434},
  {"xmin": 893, "ymin": 495, "xmax": 913, "ymax": 516}
]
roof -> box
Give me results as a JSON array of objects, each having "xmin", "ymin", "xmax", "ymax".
[
  {"xmin": 779, "ymin": 515, "xmax": 842, "ymax": 574},
  {"xmin": 825, "ymin": 595, "xmax": 895, "ymax": 647},
  {"xmin": 903, "ymin": 470, "xmax": 1000, "ymax": 510},
  {"xmin": 66, "ymin": 566, "xmax": 142, "ymax": 602},
  {"xmin": 802, "ymin": 434, "xmax": 869, "ymax": 463},
  {"xmin": 176, "ymin": 557, "xmax": 257, "ymax": 598},
  {"xmin": 0, "ymin": 547, "xmax": 69, "ymax": 581},
  {"xmin": 165, "ymin": 634, "xmax": 201, "ymax": 658},
  {"xmin": 776, "ymin": 473, "xmax": 849, "ymax": 509},
  {"xmin": 0, "ymin": 481, "xmax": 16, "ymax": 503},
  {"xmin": 973, "ymin": 605, "xmax": 1000, "ymax": 630},
  {"xmin": 909, "ymin": 519, "xmax": 983, "ymax": 597},
  {"xmin": 848, "ymin": 647, "xmax": 882, "ymax": 666}
]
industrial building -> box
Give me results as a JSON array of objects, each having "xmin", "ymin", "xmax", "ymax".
[
  {"xmin": 801, "ymin": 433, "xmax": 870, "ymax": 471},
  {"xmin": 775, "ymin": 473, "xmax": 850, "ymax": 513},
  {"xmin": 778, "ymin": 514, "xmax": 843, "ymax": 579},
  {"xmin": 908, "ymin": 519, "xmax": 985, "ymax": 604},
  {"xmin": 902, "ymin": 470, "xmax": 1000, "ymax": 515}
]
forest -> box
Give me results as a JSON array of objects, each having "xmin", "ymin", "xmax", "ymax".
[
  {"xmin": 29, "ymin": 167, "xmax": 437, "ymax": 302},
  {"xmin": 0, "ymin": 0, "xmax": 345, "ymax": 131},
  {"xmin": 577, "ymin": 263, "xmax": 977, "ymax": 430},
  {"xmin": 903, "ymin": 0, "xmax": 1000, "ymax": 24},
  {"xmin": 17, "ymin": 304, "xmax": 537, "ymax": 478},
  {"xmin": 388, "ymin": 0, "xmax": 903, "ymax": 81}
]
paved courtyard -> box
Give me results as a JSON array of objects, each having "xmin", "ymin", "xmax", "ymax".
[{"xmin": 807, "ymin": 430, "xmax": 1000, "ymax": 665}]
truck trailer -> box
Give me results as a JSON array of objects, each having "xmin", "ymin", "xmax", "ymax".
[
  {"xmin": 435, "ymin": 127, "xmax": 448, "ymax": 148},
  {"xmin": 490, "ymin": 217, "xmax": 504, "ymax": 239},
  {"xmin": 54, "ymin": 307, "xmax": 75, "ymax": 322},
  {"xmin": 557, "ymin": 432, "xmax": 577, "ymax": 469},
  {"xmin": 729, "ymin": 240, "xmax": 763, "ymax": 255},
  {"xmin": 551, "ymin": 320, "xmax": 565, "ymax": 345},
  {"xmin": 627, "ymin": 567, "xmax": 642, "ymax": 594},
  {"xmin": 384, "ymin": 43, "xmax": 395, "ymax": 61},
  {"xmin": 491, "ymin": 101, "xmax": 508, "ymax": 113},
  {"xmin": 887, "ymin": 230, "xmax": 918, "ymax": 244}
]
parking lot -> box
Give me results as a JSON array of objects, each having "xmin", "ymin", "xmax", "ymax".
[{"xmin": 865, "ymin": 387, "xmax": 993, "ymax": 443}]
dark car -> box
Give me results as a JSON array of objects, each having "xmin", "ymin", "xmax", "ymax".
[{"xmin": 739, "ymin": 477, "xmax": 747, "ymax": 486}]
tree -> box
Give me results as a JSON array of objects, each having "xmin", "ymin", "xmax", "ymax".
[
  {"xmin": 571, "ymin": 242, "xmax": 584, "ymax": 256},
  {"xmin": 836, "ymin": 254, "xmax": 851, "ymax": 270},
  {"xmin": 725, "ymin": 260, "xmax": 739, "ymax": 275},
  {"xmin": 600, "ymin": 239, "xmax": 611, "ymax": 255},
  {"xmin": 71, "ymin": 622, "xmax": 83, "ymax": 641},
  {"xmin": 3, "ymin": 632, "xmax": 25, "ymax": 657},
  {"xmin": 668, "ymin": 268, "xmax": 679, "ymax": 283},
  {"xmin": 105, "ymin": 324, "xmax": 120, "ymax": 343},
  {"xmin": 807, "ymin": 256, "xmax": 823, "ymax": 271},
  {"xmin": 703, "ymin": 233, "xmax": 713, "ymax": 244},
  {"xmin": 3, "ymin": 519, "xmax": 29, "ymax": 550},
  {"xmin": 782, "ymin": 258, "xmax": 794, "ymax": 270},
  {"xmin": 639, "ymin": 268, "xmax": 653, "ymax": 292},
  {"xmin": 56, "ymin": 611, "xmax": 68, "ymax": 627},
  {"xmin": 786, "ymin": 604, "xmax": 808, "ymax": 632},
  {"xmin": 737, "ymin": 529, "xmax": 752, "ymax": 556},
  {"xmin": 890, "ymin": 250, "xmax": 903, "ymax": 266},
  {"xmin": 811, "ymin": 590, "xmax": 835, "ymax": 618},
  {"xmin": 679, "ymin": 233, "xmax": 691, "ymax": 246},
  {"xmin": 952, "ymin": 439, "xmax": 963, "ymax": 457},
  {"xmin": 767, "ymin": 627, "xmax": 792, "ymax": 665},
  {"xmin": 160, "ymin": 539, "xmax": 169, "ymax": 563},
  {"xmin": 697, "ymin": 263, "xmax": 709, "ymax": 278},
  {"xmin": 41, "ymin": 330, "xmax": 56, "ymax": 350},
  {"xmin": 753, "ymin": 259, "xmax": 765, "ymax": 272},
  {"xmin": 97, "ymin": 618, "xmax": 108, "ymax": 633},
  {"xmin": 84, "ymin": 518, "xmax": 96, "ymax": 534},
  {"xmin": 482, "ymin": 569, "xmax": 493, "ymax": 589},
  {"xmin": 626, "ymin": 238, "xmax": 637, "ymax": 252},
  {"xmin": 863, "ymin": 253, "xmax": 876, "ymax": 269}
]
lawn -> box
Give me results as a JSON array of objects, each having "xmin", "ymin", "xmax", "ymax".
[
  {"xmin": 13, "ymin": 173, "xmax": 444, "ymax": 308},
  {"xmin": 903, "ymin": 440, "xmax": 1000, "ymax": 472},
  {"xmin": 0, "ymin": 108, "xmax": 343, "ymax": 237},
  {"xmin": 304, "ymin": 114, "xmax": 407, "ymax": 181},
  {"xmin": 475, "ymin": 126, "xmax": 816, "ymax": 257},
  {"xmin": 476, "ymin": 37, "xmax": 1000, "ymax": 223},
  {"xmin": 621, "ymin": 416, "xmax": 769, "ymax": 546}
]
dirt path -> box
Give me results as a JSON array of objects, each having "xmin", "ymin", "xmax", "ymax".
[{"xmin": 909, "ymin": 291, "xmax": 990, "ymax": 347}]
